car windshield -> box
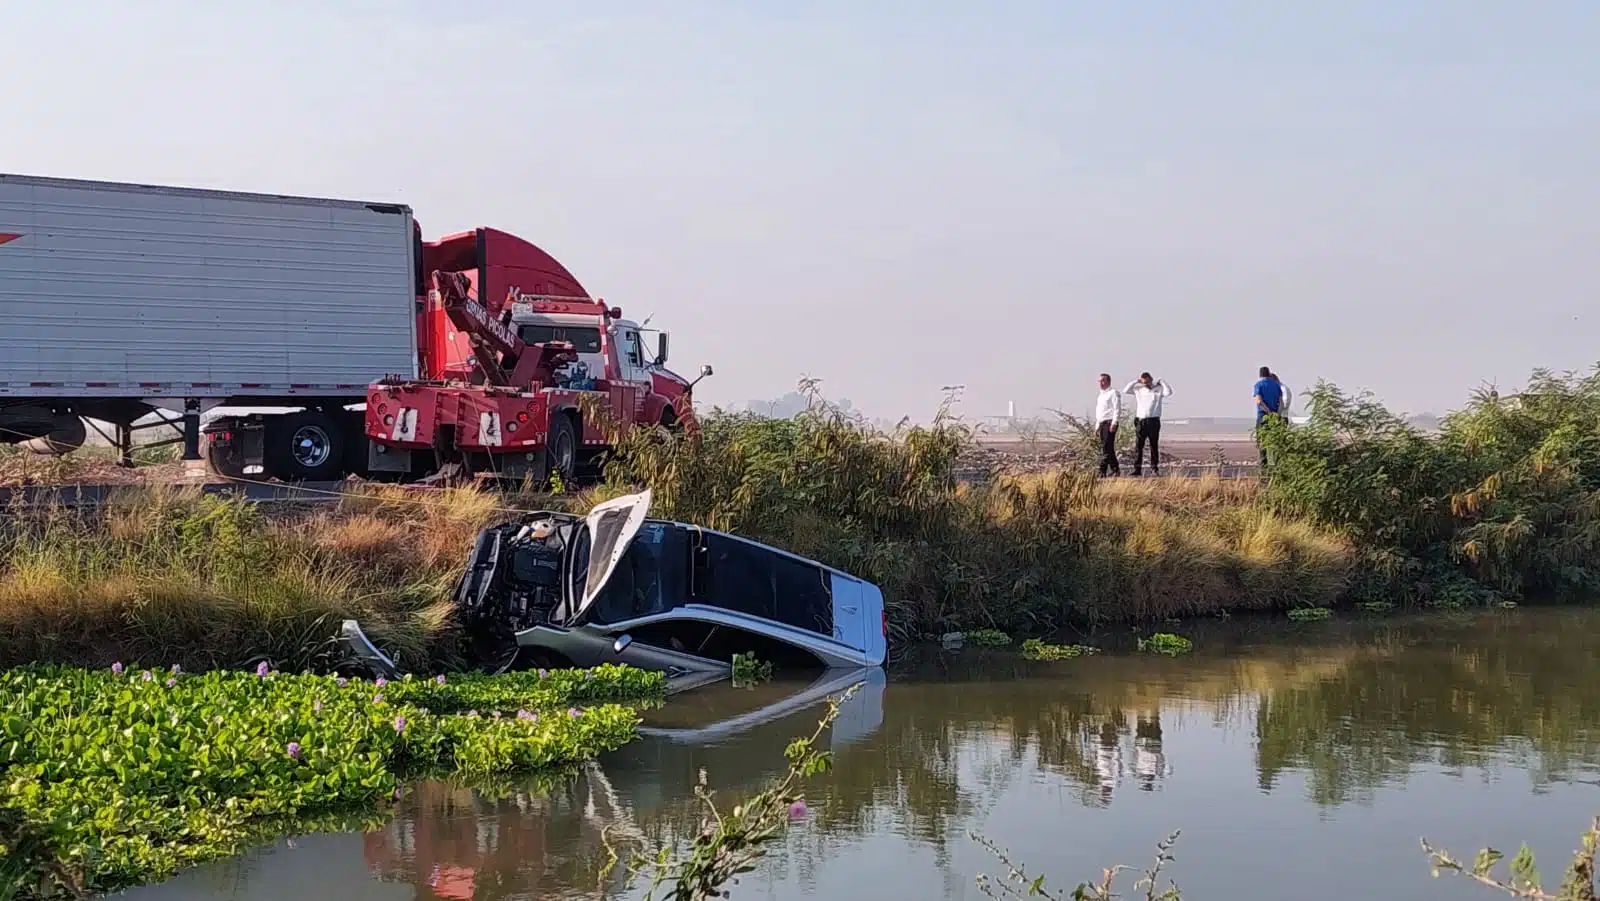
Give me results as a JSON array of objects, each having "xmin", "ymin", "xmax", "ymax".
[{"xmin": 582, "ymin": 522, "xmax": 689, "ymax": 625}]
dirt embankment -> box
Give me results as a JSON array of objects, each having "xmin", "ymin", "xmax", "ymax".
[{"xmin": 957, "ymin": 436, "xmax": 1261, "ymax": 481}]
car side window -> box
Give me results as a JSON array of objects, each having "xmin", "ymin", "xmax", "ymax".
[{"xmin": 624, "ymin": 331, "xmax": 644, "ymax": 367}]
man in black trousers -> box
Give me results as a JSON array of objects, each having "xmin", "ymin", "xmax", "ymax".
[
  {"xmin": 1124, "ymin": 372, "xmax": 1172, "ymax": 476},
  {"xmin": 1094, "ymin": 372, "xmax": 1122, "ymax": 477}
]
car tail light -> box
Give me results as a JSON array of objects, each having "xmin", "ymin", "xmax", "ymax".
[{"xmin": 516, "ymin": 411, "xmax": 529, "ymax": 422}]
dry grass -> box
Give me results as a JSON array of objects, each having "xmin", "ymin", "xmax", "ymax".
[
  {"xmin": 974, "ymin": 472, "xmax": 1353, "ymax": 624},
  {"xmin": 0, "ymin": 442, "xmax": 184, "ymax": 488},
  {"xmin": 0, "ymin": 486, "xmax": 497, "ymax": 672}
]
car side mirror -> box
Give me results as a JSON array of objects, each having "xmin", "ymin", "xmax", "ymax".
[{"xmin": 613, "ymin": 634, "xmax": 633, "ymax": 655}]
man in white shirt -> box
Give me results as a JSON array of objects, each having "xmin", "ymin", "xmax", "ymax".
[
  {"xmin": 1124, "ymin": 372, "xmax": 1173, "ymax": 476},
  {"xmin": 1094, "ymin": 373, "xmax": 1122, "ymax": 477}
]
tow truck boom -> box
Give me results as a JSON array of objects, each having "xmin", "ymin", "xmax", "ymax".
[{"xmin": 433, "ymin": 270, "xmax": 579, "ymax": 390}]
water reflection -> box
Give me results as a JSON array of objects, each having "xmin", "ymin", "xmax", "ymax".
[{"xmin": 129, "ymin": 608, "xmax": 1600, "ymax": 901}]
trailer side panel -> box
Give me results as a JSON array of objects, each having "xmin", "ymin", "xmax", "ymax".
[{"xmin": 0, "ymin": 174, "xmax": 417, "ymax": 397}]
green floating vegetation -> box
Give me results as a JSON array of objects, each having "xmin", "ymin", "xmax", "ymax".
[
  {"xmin": 1287, "ymin": 607, "xmax": 1334, "ymax": 622},
  {"xmin": 1020, "ymin": 638, "xmax": 1099, "ymax": 661},
  {"xmin": 1137, "ymin": 633, "xmax": 1194, "ymax": 656},
  {"xmin": 1356, "ymin": 601, "xmax": 1396, "ymax": 613},
  {"xmin": 731, "ymin": 652, "xmax": 774, "ymax": 687},
  {"xmin": 967, "ymin": 629, "xmax": 1013, "ymax": 647},
  {"xmin": 0, "ymin": 663, "xmax": 664, "ymax": 898}
]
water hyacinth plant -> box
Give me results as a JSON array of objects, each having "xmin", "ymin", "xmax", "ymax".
[
  {"xmin": 966, "ymin": 629, "xmax": 1013, "ymax": 647},
  {"xmin": 1019, "ymin": 638, "xmax": 1099, "ymax": 661},
  {"xmin": 731, "ymin": 652, "xmax": 774, "ymax": 687},
  {"xmin": 1137, "ymin": 633, "xmax": 1194, "ymax": 656},
  {"xmin": 0, "ymin": 663, "xmax": 666, "ymax": 898}
]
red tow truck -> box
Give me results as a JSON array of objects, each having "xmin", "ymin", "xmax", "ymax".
[
  {"xmin": 364, "ymin": 228, "xmax": 712, "ymax": 484},
  {"xmin": 0, "ymin": 172, "xmax": 708, "ymax": 485}
]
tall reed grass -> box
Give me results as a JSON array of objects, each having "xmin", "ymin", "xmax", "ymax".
[
  {"xmin": 0, "ymin": 484, "xmax": 521, "ymax": 672},
  {"xmin": 588, "ymin": 383, "xmax": 1354, "ymax": 641}
]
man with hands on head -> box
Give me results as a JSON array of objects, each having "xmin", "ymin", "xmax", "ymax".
[{"xmin": 1124, "ymin": 372, "xmax": 1172, "ymax": 477}]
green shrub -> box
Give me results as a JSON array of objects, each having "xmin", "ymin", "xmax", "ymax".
[{"xmin": 1262, "ymin": 366, "xmax": 1600, "ymax": 605}]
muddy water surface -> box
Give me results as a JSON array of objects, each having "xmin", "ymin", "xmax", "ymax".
[{"xmin": 127, "ymin": 609, "xmax": 1600, "ymax": 900}]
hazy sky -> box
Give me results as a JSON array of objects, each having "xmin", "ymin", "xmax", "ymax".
[{"xmin": 6, "ymin": 2, "xmax": 1596, "ymax": 420}]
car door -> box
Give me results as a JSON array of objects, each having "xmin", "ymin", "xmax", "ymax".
[{"xmin": 567, "ymin": 488, "xmax": 654, "ymax": 624}]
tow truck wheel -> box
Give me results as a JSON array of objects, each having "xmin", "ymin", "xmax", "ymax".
[
  {"xmin": 267, "ymin": 410, "xmax": 346, "ymax": 481},
  {"xmin": 546, "ymin": 414, "xmax": 578, "ymax": 490},
  {"xmin": 206, "ymin": 443, "xmax": 248, "ymax": 481}
]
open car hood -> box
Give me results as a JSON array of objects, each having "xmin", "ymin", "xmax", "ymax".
[{"xmin": 571, "ymin": 488, "xmax": 654, "ymax": 623}]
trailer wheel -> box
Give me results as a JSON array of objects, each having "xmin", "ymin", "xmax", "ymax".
[
  {"xmin": 22, "ymin": 415, "xmax": 87, "ymax": 456},
  {"xmin": 547, "ymin": 414, "xmax": 578, "ymax": 489},
  {"xmin": 268, "ymin": 411, "xmax": 346, "ymax": 481}
]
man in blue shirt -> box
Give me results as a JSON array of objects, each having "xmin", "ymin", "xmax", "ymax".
[{"xmin": 1253, "ymin": 366, "xmax": 1288, "ymax": 467}]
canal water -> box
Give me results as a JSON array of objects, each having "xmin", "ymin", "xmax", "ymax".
[{"xmin": 128, "ymin": 608, "xmax": 1600, "ymax": 900}]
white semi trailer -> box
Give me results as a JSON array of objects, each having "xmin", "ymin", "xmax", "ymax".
[{"xmin": 0, "ymin": 173, "xmax": 420, "ymax": 479}]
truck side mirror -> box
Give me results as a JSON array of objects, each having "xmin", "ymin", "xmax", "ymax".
[
  {"xmin": 656, "ymin": 332, "xmax": 669, "ymax": 365},
  {"xmin": 700, "ymin": 364, "xmax": 714, "ymax": 378}
]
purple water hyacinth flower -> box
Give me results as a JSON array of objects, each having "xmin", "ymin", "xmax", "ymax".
[
  {"xmin": 788, "ymin": 800, "xmax": 807, "ymax": 821},
  {"xmin": 286, "ymin": 742, "xmax": 302, "ymax": 760},
  {"xmin": 567, "ymin": 707, "xmax": 580, "ymax": 718},
  {"xmin": 373, "ymin": 694, "xmax": 384, "ymax": 705},
  {"xmin": 111, "ymin": 662, "xmax": 124, "ymax": 675},
  {"xmin": 436, "ymin": 674, "xmax": 446, "ymax": 685},
  {"xmin": 466, "ymin": 710, "xmax": 479, "ymax": 718},
  {"xmin": 165, "ymin": 677, "xmax": 178, "ymax": 688},
  {"xmin": 141, "ymin": 670, "xmax": 153, "ymax": 682},
  {"xmin": 393, "ymin": 786, "xmax": 403, "ymax": 800},
  {"xmin": 516, "ymin": 710, "xmax": 537, "ymax": 722},
  {"xmin": 336, "ymin": 677, "xmax": 348, "ymax": 687},
  {"xmin": 375, "ymin": 677, "xmax": 388, "ymax": 688},
  {"xmin": 256, "ymin": 661, "xmax": 271, "ymax": 677},
  {"xmin": 170, "ymin": 664, "xmax": 181, "ymax": 674},
  {"xmin": 393, "ymin": 715, "xmax": 407, "ymax": 734},
  {"xmin": 490, "ymin": 710, "xmax": 502, "ymax": 719},
  {"xmin": 538, "ymin": 669, "xmax": 549, "ymax": 679}
]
